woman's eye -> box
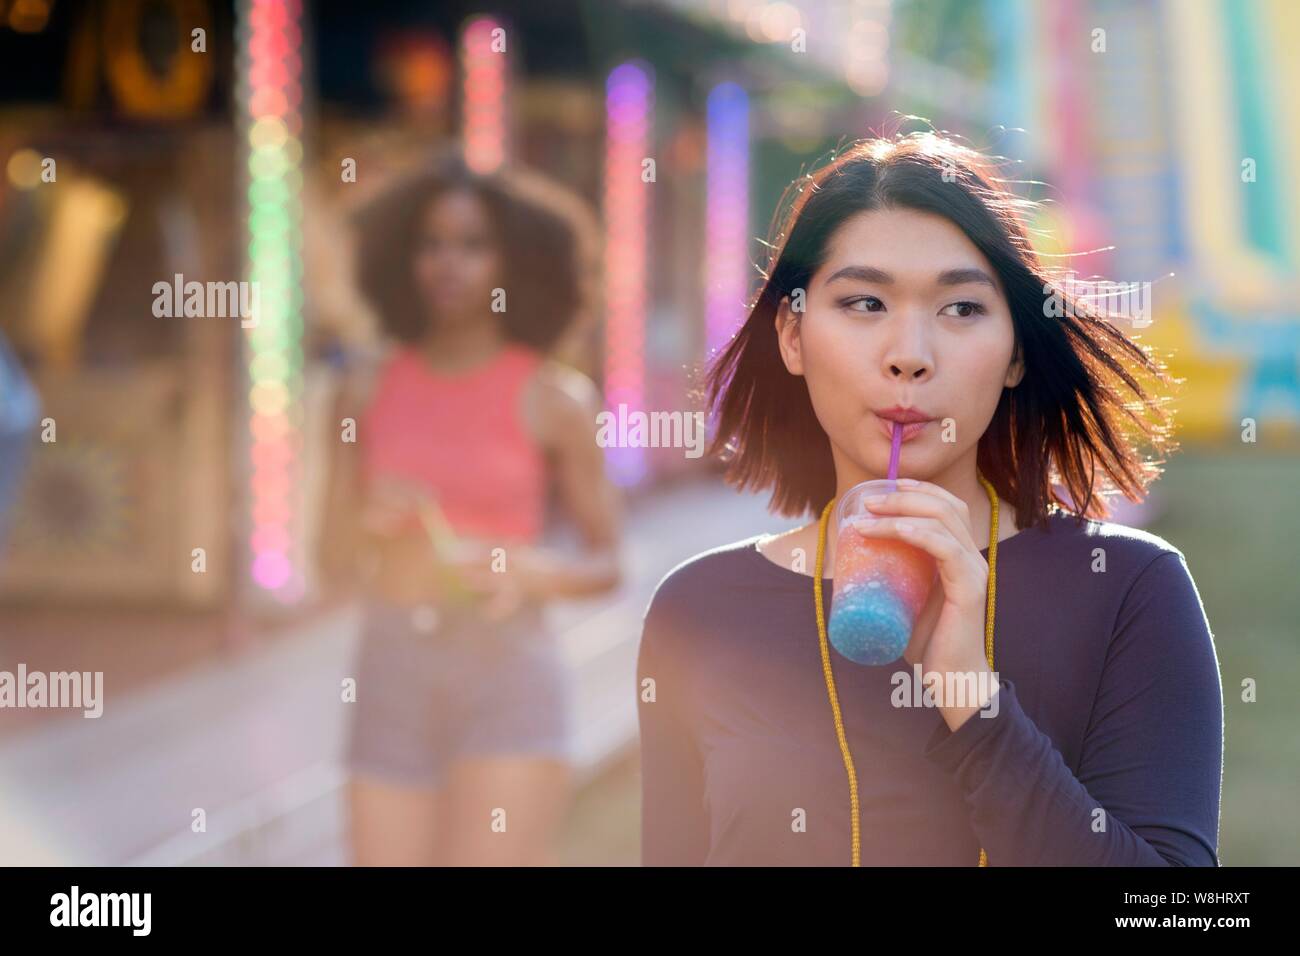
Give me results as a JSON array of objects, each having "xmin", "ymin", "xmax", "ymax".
[
  {"xmin": 843, "ymin": 296, "xmax": 884, "ymax": 313},
  {"xmin": 940, "ymin": 300, "xmax": 987, "ymax": 318}
]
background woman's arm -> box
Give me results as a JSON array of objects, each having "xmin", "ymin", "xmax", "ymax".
[
  {"xmin": 512, "ymin": 361, "xmax": 623, "ymax": 599},
  {"xmin": 316, "ymin": 371, "xmax": 365, "ymax": 597},
  {"xmin": 316, "ymin": 353, "xmax": 390, "ymax": 597}
]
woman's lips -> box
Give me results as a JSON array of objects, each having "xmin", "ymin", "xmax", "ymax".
[{"xmin": 875, "ymin": 414, "xmax": 934, "ymax": 442}]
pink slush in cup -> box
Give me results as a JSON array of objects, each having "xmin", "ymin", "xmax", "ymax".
[{"xmin": 828, "ymin": 473, "xmax": 939, "ymax": 665}]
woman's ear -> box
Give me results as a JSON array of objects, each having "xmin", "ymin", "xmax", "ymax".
[
  {"xmin": 774, "ymin": 296, "xmax": 805, "ymax": 376},
  {"xmin": 1004, "ymin": 342, "xmax": 1025, "ymax": 388}
]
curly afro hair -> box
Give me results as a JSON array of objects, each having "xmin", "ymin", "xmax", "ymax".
[{"xmin": 350, "ymin": 146, "xmax": 599, "ymax": 353}]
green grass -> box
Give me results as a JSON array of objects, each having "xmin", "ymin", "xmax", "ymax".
[
  {"xmin": 558, "ymin": 749, "xmax": 640, "ymax": 866},
  {"xmin": 1146, "ymin": 451, "xmax": 1300, "ymax": 866}
]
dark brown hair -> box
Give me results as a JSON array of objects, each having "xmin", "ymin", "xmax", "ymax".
[
  {"xmin": 350, "ymin": 147, "xmax": 599, "ymax": 353},
  {"xmin": 703, "ymin": 130, "xmax": 1177, "ymax": 530}
]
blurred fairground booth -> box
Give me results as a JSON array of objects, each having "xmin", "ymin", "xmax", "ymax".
[{"xmin": 0, "ymin": 0, "xmax": 1297, "ymax": 614}]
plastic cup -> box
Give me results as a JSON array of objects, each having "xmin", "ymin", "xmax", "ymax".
[{"xmin": 827, "ymin": 479, "xmax": 938, "ymax": 665}]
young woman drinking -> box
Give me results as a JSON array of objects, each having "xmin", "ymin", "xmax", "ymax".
[
  {"xmin": 320, "ymin": 151, "xmax": 621, "ymax": 866},
  {"xmin": 636, "ymin": 132, "xmax": 1222, "ymax": 866}
]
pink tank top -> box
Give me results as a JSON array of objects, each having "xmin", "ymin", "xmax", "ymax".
[{"xmin": 360, "ymin": 344, "xmax": 546, "ymax": 542}]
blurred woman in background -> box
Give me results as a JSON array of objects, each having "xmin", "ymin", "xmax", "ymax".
[{"xmin": 319, "ymin": 150, "xmax": 621, "ymax": 866}]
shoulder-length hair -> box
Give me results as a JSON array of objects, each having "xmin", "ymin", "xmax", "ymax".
[
  {"xmin": 350, "ymin": 147, "xmax": 599, "ymax": 353},
  {"xmin": 703, "ymin": 130, "xmax": 1177, "ymax": 530}
]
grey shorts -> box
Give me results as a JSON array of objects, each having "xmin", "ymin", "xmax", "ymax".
[{"xmin": 344, "ymin": 597, "xmax": 572, "ymax": 788}]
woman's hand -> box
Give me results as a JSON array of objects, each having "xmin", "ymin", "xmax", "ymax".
[
  {"xmin": 850, "ymin": 478, "xmax": 1000, "ymax": 728},
  {"xmin": 439, "ymin": 539, "xmax": 549, "ymax": 623},
  {"xmin": 445, "ymin": 536, "xmax": 622, "ymax": 622},
  {"xmin": 358, "ymin": 476, "xmax": 429, "ymax": 538}
]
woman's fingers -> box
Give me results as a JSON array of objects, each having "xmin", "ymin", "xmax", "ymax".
[
  {"xmin": 853, "ymin": 515, "xmax": 960, "ymax": 561},
  {"xmin": 851, "ymin": 516, "xmax": 987, "ymax": 607},
  {"xmin": 895, "ymin": 478, "xmax": 974, "ymax": 522},
  {"xmin": 372, "ymin": 477, "xmax": 429, "ymax": 509},
  {"xmin": 359, "ymin": 478, "xmax": 431, "ymax": 535},
  {"xmin": 860, "ymin": 490, "xmax": 978, "ymax": 553},
  {"xmin": 359, "ymin": 501, "xmax": 409, "ymax": 535}
]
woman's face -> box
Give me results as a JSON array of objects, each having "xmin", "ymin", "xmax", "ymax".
[
  {"xmin": 411, "ymin": 188, "xmax": 501, "ymax": 329},
  {"xmin": 775, "ymin": 206, "xmax": 1024, "ymax": 486}
]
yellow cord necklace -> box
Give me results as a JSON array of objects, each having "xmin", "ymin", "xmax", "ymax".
[{"xmin": 813, "ymin": 473, "xmax": 1000, "ymax": 867}]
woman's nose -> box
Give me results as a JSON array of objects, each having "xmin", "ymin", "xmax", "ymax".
[
  {"xmin": 883, "ymin": 319, "xmax": 934, "ymax": 382},
  {"xmin": 889, "ymin": 358, "xmax": 930, "ymax": 380}
]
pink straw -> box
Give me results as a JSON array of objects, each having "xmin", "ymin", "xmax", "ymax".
[{"xmin": 887, "ymin": 421, "xmax": 903, "ymax": 489}]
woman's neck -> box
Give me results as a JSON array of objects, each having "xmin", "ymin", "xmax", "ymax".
[{"xmin": 418, "ymin": 316, "xmax": 506, "ymax": 373}]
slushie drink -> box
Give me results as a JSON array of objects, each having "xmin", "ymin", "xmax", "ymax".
[{"xmin": 828, "ymin": 478, "xmax": 938, "ymax": 665}]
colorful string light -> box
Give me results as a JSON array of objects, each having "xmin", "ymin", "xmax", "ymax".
[
  {"xmin": 461, "ymin": 16, "xmax": 508, "ymax": 174},
  {"xmin": 240, "ymin": 0, "xmax": 303, "ymax": 601},
  {"xmin": 603, "ymin": 60, "xmax": 653, "ymax": 487},
  {"xmin": 705, "ymin": 81, "xmax": 749, "ymax": 362}
]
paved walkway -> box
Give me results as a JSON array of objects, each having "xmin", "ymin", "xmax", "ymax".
[{"xmin": 0, "ymin": 477, "xmax": 796, "ymax": 865}]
